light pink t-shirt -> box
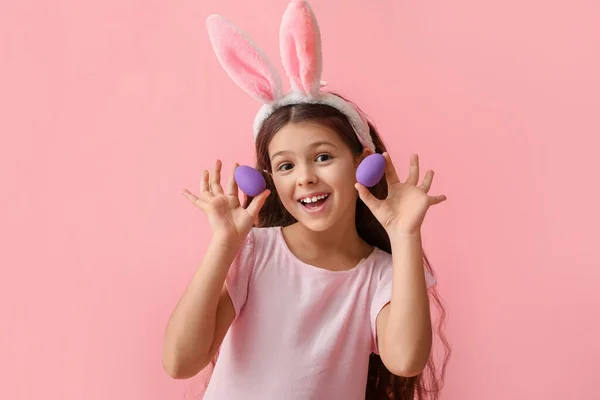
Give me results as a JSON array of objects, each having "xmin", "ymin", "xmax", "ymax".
[{"xmin": 203, "ymin": 226, "xmax": 436, "ymax": 400}]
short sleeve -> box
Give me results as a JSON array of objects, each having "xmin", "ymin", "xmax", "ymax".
[
  {"xmin": 225, "ymin": 229, "xmax": 256, "ymax": 318},
  {"xmin": 369, "ymin": 266, "xmax": 437, "ymax": 354}
]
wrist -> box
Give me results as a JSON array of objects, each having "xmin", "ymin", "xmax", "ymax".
[
  {"xmin": 387, "ymin": 227, "xmax": 422, "ymax": 242},
  {"xmin": 209, "ymin": 233, "xmax": 244, "ymax": 253}
]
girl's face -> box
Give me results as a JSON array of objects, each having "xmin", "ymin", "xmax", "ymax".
[{"xmin": 268, "ymin": 121, "xmax": 367, "ymax": 233}]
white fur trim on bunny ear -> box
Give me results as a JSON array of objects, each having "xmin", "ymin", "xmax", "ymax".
[
  {"xmin": 206, "ymin": 14, "xmax": 284, "ymax": 103},
  {"xmin": 253, "ymin": 92, "xmax": 375, "ymax": 151},
  {"xmin": 279, "ymin": 0, "xmax": 323, "ymax": 96}
]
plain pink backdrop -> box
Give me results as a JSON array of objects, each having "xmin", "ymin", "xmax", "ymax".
[{"xmin": 2, "ymin": 0, "xmax": 599, "ymax": 399}]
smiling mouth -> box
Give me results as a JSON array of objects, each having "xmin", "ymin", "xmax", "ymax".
[{"xmin": 298, "ymin": 194, "xmax": 330, "ymax": 210}]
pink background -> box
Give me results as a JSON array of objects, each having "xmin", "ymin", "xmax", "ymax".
[{"xmin": 2, "ymin": 0, "xmax": 599, "ymax": 399}]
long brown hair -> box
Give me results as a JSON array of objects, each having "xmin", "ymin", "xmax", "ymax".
[{"xmin": 241, "ymin": 98, "xmax": 451, "ymax": 399}]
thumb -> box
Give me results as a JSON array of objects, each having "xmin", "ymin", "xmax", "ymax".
[
  {"xmin": 355, "ymin": 183, "xmax": 378, "ymax": 211},
  {"xmin": 246, "ymin": 189, "xmax": 271, "ymax": 221}
]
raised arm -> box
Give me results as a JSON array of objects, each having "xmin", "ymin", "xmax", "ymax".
[{"xmin": 162, "ymin": 160, "xmax": 269, "ymax": 378}]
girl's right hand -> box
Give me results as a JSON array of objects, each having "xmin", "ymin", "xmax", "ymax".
[{"xmin": 182, "ymin": 160, "xmax": 270, "ymax": 246}]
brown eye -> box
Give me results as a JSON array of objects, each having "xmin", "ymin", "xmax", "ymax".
[
  {"xmin": 316, "ymin": 154, "xmax": 332, "ymax": 162},
  {"xmin": 277, "ymin": 162, "xmax": 294, "ymax": 171}
]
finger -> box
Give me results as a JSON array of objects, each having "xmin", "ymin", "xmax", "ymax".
[
  {"xmin": 406, "ymin": 154, "xmax": 419, "ymax": 186},
  {"xmin": 355, "ymin": 182, "xmax": 379, "ymax": 211},
  {"xmin": 382, "ymin": 152, "xmax": 401, "ymax": 185},
  {"xmin": 226, "ymin": 162, "xmax": 240, "ymax": 197},
  {"xmin": 226, "ymin": 163, "xmax": 241, "ymax": 208},
  {"xmin": 419, "ymin": 170, "xmax": 434, "ymax": 193},
  {"xmin": 246, "ymin": 189, "xmax": 271, "ymax": 219},
  {"xmin": 200, "ymin": 170, "xmax": 211, "ymax": 195},
  {"xmin": 429, "ymin": 194, "xmax": 447, "ymax": 205},
  {"xmin": 210, "ymin": 159, "xmax": 224, "ymax": 195},
  {"xmin": 182, "ymin": 189, "xmax": 206, "ymax": 209}
]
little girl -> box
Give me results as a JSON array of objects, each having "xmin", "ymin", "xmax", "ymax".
[{"xmin": 163, "ymin": 1, "xmax": 450, "ymax": 399}]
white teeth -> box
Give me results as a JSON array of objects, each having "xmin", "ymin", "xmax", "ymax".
[{"xmin": 300, "ymin": 194, "xmax": 329, "ymax": 204}]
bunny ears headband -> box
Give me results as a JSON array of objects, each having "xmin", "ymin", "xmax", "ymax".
[{"xmin": 206, "ymin": 0, "xmax": 375, "ymax": 151}]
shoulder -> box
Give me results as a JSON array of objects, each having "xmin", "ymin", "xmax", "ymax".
[
  {"xmin": 247, "ymin": 226, "xmax": 286, "ymax": 259},
  {"xmin": 370, "ymin": 248, "xmax": 393, "ymax": 280},
  {"xmin": 369, "ymin": 247, "xmax": 437, "ymax": 288},
  {"xmin": 249, "ymin": 226, "xmax": 281, "ymax": 245}
]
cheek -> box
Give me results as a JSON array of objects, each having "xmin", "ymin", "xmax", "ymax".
[
  {"xmin": 325, "ymin": 165, "xmax": 359, "ymax": 203},
  {"xmin": 327, "ymin": 163, "xmax": 357, "ymax": 187},
  {"xmin": 272, "ymin": 175, "xmax": 293, "ymax": 199}
]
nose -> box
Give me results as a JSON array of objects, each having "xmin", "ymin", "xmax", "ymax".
[{"xmin": 296, "ymin": 164, "xmax": 318, "ymax": 187}]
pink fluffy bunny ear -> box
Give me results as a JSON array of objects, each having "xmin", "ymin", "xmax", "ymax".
[
  {"xmin": 206, "ymin": 14, "xmax": 283, "ymax": 103},
  {"xmin": 279, "ymin": 0, "xmax": 322, "ymax": 96}
]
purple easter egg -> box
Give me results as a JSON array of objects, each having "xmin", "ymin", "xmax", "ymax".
[
  {"xmin": 356, "ymin": 153, "xmax": 386, "ymax": 187},
  {"xmin": 234, "ymin": 165, "xmax": 266, "ymax": 196}
]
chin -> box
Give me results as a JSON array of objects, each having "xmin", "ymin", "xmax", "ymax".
[{"xmin": 295, "ymin": 217, "xmax": 336, "ymax": 233}]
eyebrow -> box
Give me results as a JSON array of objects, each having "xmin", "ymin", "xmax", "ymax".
[{"xmin": 270, "ymin": 141, "xmax": 338, "ymax": 161}]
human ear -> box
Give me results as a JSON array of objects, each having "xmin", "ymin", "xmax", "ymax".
[{"xmin": 356, "ymin": 147, "xmax": 375, "ymax": 166}]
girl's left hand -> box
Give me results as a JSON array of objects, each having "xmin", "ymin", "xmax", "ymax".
[{"xmin": 355, "ymin": 153, "xmax": 446, "ymax": 236}]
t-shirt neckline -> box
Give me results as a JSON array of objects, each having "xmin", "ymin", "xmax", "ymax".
[{"xmin": 275, "ymin": 226, "xmax": 379, "ymax": 275}]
